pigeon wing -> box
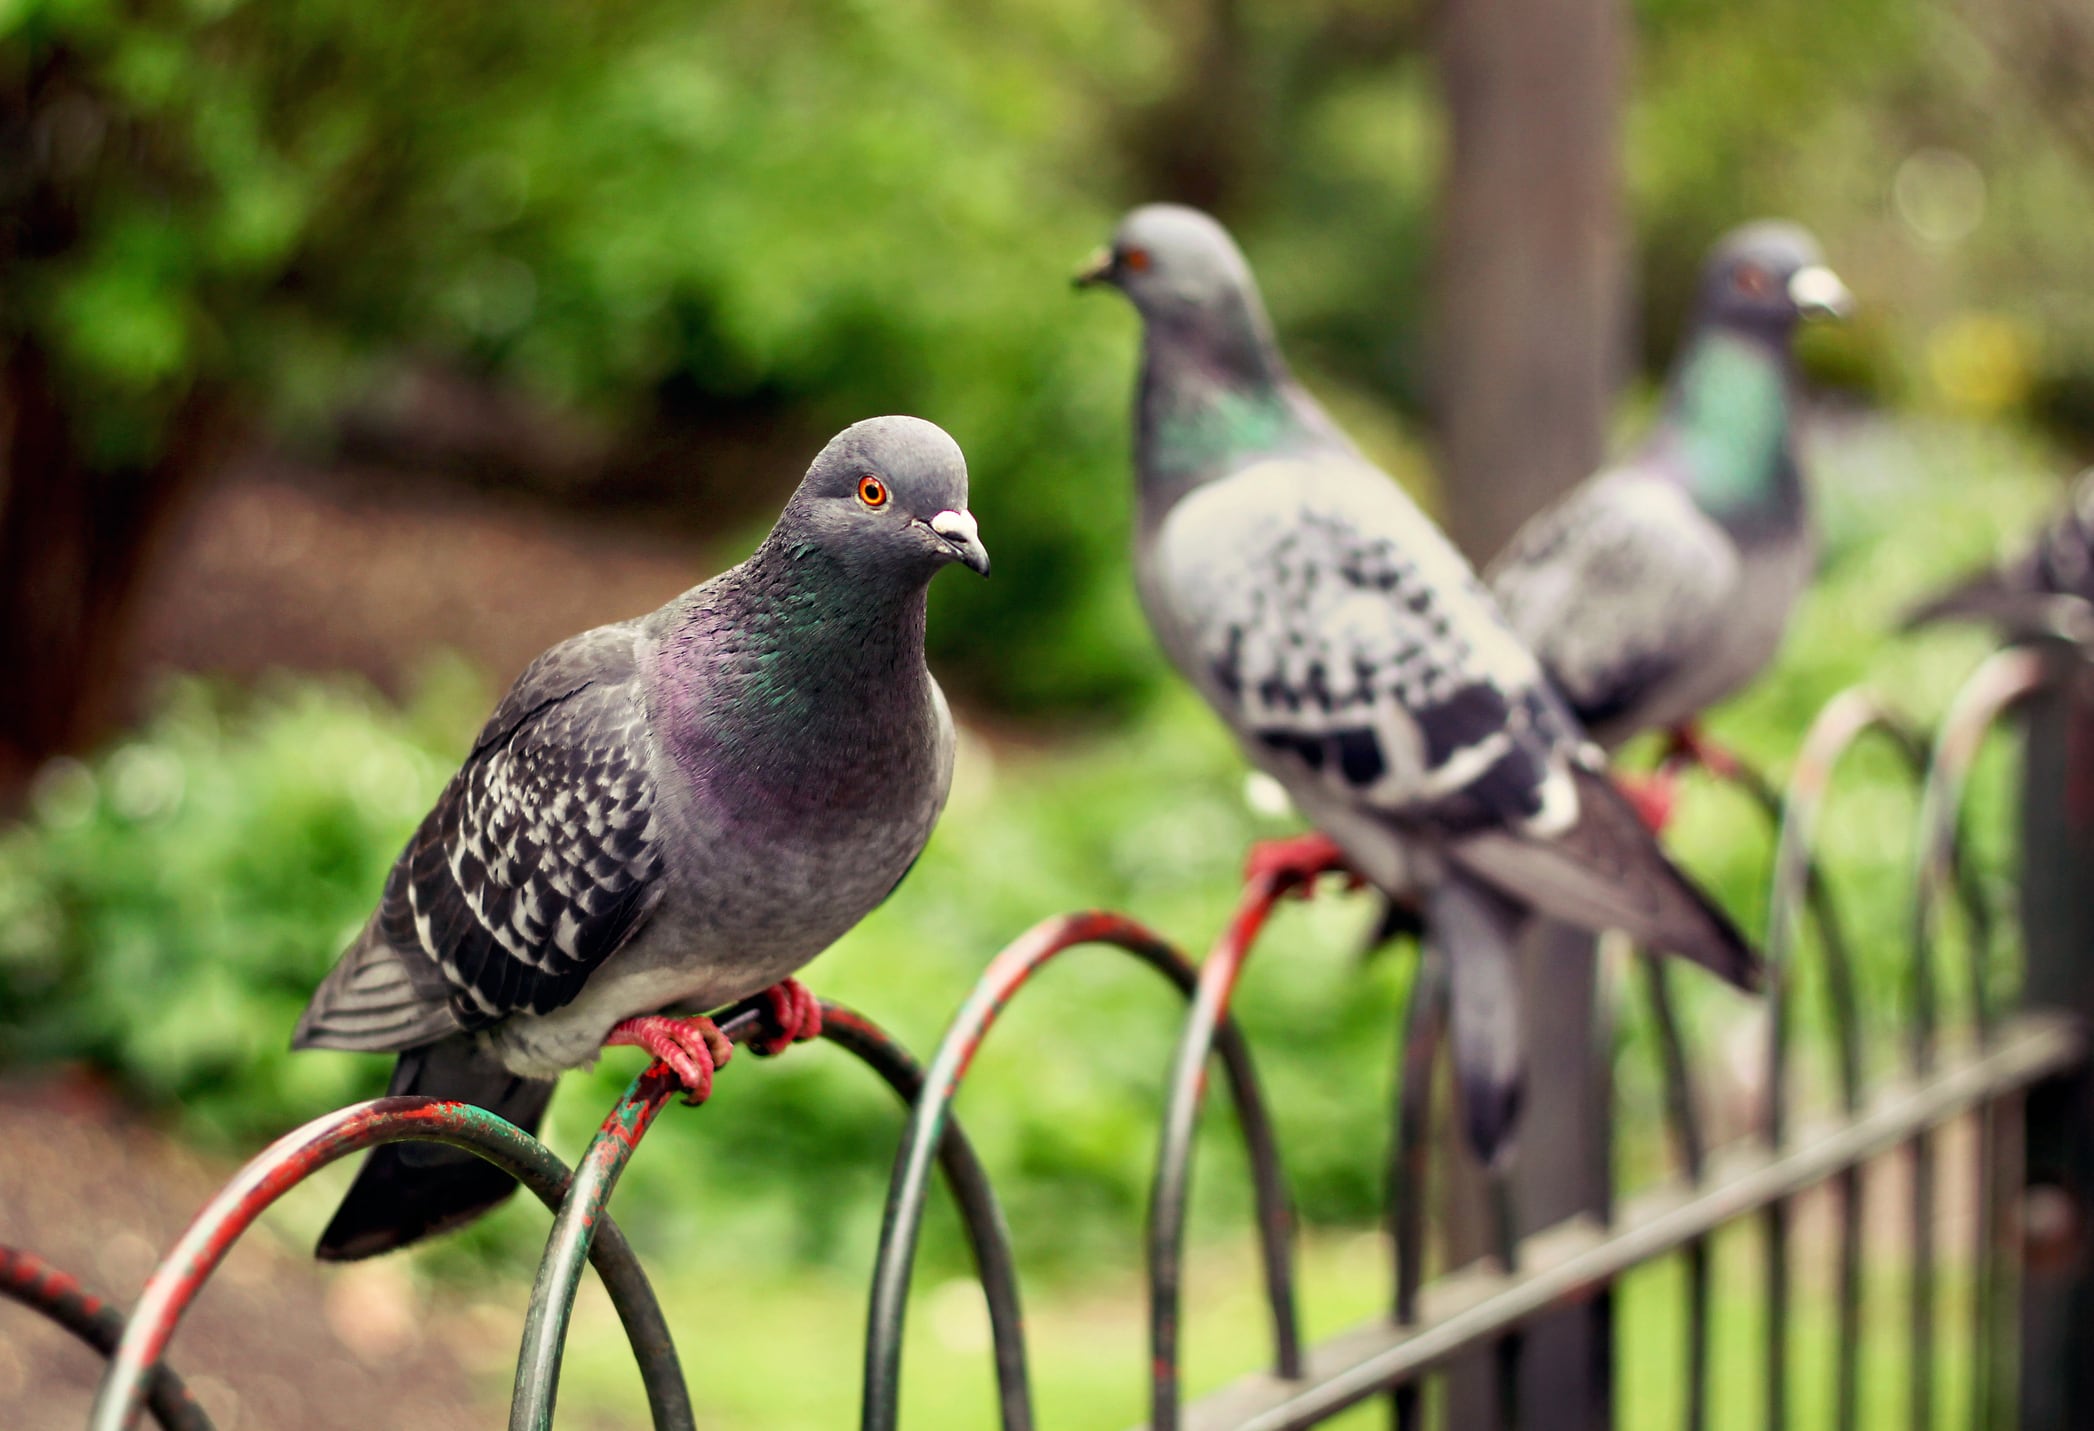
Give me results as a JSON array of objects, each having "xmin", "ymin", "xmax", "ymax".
[
  {"xmin": 295, "ymin": 623, "xmax": 666, "ymax": 1051},
  {"xmin": 1152, "ymin": 454, "xmax": 1579, "ymax": 838},
  {"xmin": 1487, "ymin": 469, "xmax": 1739, "ymax": 737}
]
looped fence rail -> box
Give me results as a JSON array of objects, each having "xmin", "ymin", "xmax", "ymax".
[{"xmin": 4, "ymin": 630, "xmax": 2092, "ymax": 1429}]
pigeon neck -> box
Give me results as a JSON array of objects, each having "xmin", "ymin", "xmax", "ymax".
[
  {"xmin": 1135, "ymin": 299, "xmax": 1308, "ymax": 509},
  {"xmin": 655, "ymin": 541, "xmax": 934, "ymax": 779},
  {"xmin": 1657, "ymin": 325, "xmax": 1799, "ymax": 520}
]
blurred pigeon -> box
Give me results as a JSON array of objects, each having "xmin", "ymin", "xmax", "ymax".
[
  {"xmin": 1487, "ymin": 222, "xmax": 1850, "ymax": 826},
  {"xmin": 1079, "ymin": 204, "xmax": 1761, "ymax": 1162},
  {"xmin": 1904, "ymin": 468, "xmax": 2094, "ymax": 635},
  {"xmin": 293, "ymin": 416, "xmax": 989, "ymax": 1259}
]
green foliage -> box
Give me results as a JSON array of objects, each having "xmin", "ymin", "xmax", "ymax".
[{"xmin": 11, "ymin": 0, "xmax": 2094, "ymax": 710}]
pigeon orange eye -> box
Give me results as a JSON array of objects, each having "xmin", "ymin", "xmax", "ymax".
[
  {"xmin": 1733, "ymin": 263, "xmax": 1772, "ymax": 298},
  {"xmin": 1121, "ymin": 247, "xmax": 1151, "ymax": 273},
  {"xmin": 857, "ymin": 475, "xmax": 889, "ymax": 509}
]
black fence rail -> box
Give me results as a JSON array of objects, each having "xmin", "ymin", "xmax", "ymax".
[{"xmin": 4, "ymin": 630, "xmax": 2092, "ymax": 1430}]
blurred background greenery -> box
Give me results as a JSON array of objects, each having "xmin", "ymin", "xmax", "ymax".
[{"xmin": 1, "ymin": 0, "xmax": 2092, "ymax": 1425}]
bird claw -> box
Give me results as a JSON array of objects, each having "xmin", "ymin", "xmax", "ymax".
[
  {"xmin": 605, "ymin": 1014, "xmax": 735, "ymax": 1105},
  {"xmin": 751, "ymin": 978, "xmax": 823, "ymax": 1057},
  {"xmin": 1244, "ymin": 832, "xmax": 1363, "ymax": 899}
]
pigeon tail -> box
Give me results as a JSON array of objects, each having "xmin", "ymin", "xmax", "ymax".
[
  {"xmin": 1434, "ymin": 879, "xmax": 1528, "ymax": 1169},
  {"xmin": 1450, "ymin": 764, "xmax": 1763, "ymax": 993},
  {"xmin": 316, "ymin": 1036, "xmax": 555, "ymax": 1261}
]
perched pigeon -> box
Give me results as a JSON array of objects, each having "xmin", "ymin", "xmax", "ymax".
[
  {"xmin": 1487, "ymin": 223, "xmax": 1851, "ymax": 805},
  {"xmin": 1078, "ymin": 205, "xmax": 1762, "ymax": 1162},
  {"xmin": 1904, "ymin": 468, "xmax": 2094, "ymax": 635},
  {"xmin": 294, "ymin": 416, "xmax": 990, "ymax": 1259}
]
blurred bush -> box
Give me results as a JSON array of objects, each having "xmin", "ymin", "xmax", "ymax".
[{"xmin": 9, "ymin": 0, "xmax": 2094, "ymax": 741}]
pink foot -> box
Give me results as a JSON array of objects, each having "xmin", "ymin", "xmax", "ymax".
[
  {"xmin": 1244, "ymin": 832, "xmax": 1362, "ymax": 899},
  {"xmin": 751, "ymin": 978, "xmax": 823, "ymax": 1057},
  {"xmin": 1618, "ymin": 770, "xmax": 1678, "ymax": 834},
  {"xmin": 604, "ymin": 1014, "xmax": 735, "ymax": 1105}
]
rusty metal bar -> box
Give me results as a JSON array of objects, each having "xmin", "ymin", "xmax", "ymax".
[
  {"xmin": 1984, "ymin": 1088, "xmax": 2027, "ymax": 1429},
  {"xmin": 0, "ymin": 1246, "xmax": 211, "ymax": 1431},
  {"xmin": 509, "ymin": 989, "xmax": 807, "ymax": 1429},
  {"xmin": 865, "ymin": 911, "xmax": 1298, "ymax": 1431},
  {"xmin": 511, "ymin": 1064, "xmax": 682, "ymax": 1429},
  {"xmin": 1640, "ymin": 953, "xmax": 1708, "ymax": 1431},
  {"xmin": 1387, "ymin": 949, "xmax": 1448, "ymax": 1431},
  {"xmin": 1148, "ymin": 875, "xmax": 1305, "ymax": 1429},
  {"xmin": 818, "ymin": 1001, "xmax": 1033, "ymax": 1430},
  {"xmin": 1761, "ymin": 689, "xmax": 1929, "ymax": 1431},
  {"xmin": 1170, "ymin": 1013, "xmax": 2083, "ymax": 1431},
  {"xmin": 88, "ymin": 1091, "xmax": 691, "ymax": 1431}
]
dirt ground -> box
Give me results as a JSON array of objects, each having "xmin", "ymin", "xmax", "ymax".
[
  {"xmin": 126, "ymin": 453, "xmax": 719, "ymax": 709},
  {"xmin": 0, "ymin": 1070, "xmax": 506, "ymax": 1431}
]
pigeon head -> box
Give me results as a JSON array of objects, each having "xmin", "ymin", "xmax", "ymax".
[
  {"xmin": 781, "ymin": 416, "xmax": 989, "ymax": 580},
  {"xmin": 1075, "ymin": 204, "xmax": 1261, "ymax": 312},
  {"xmin": 1695, "ymin": 221, "xmax": 1853, "ymax": 336},
  {"xmin": 1075, "ymin": 203, "xmax": 1288, "ymax": 391}
]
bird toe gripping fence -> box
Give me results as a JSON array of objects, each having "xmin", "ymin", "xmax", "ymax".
[{"xmin": 7, "ymin": 634, "xmax": 2094, "ymax": 1430}]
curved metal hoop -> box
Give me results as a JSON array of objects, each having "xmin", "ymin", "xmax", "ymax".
[
  {"xmin": 87, "ymin": 1092, "xmax": 689, "ymax": 1431},
  {"xmin": 820, "ymin": 1003, "xmax": 1033, "ymax": 1430},
  {"xmin": 1755, "ymin": 687, "xmax": 1929, "ymax": 1431},
  {"xmin": 0, "ymin": 1246, "xmax": 212, "ymax": 1431},
  {"xmin": 509, "ymin": 994, "xmax": 1038, "ymax": 1431},
  {"xmin": 862, "ymin": 910, "xmax": 1300, "ymax": 1431},
  {"xmin": 1148, "ymin": 874, "xmax": 1307, "ymax": 1429}
]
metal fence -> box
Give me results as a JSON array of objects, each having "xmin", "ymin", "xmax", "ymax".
[{"xmin": 5, "ymin": 632, "xmax": 2093, "ymax": 1431}]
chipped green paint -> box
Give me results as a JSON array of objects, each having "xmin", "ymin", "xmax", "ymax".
[
  {"xmin": 90, "ymin": 1095, "xmax": 692, "ymax": 1431},
  {"xmin": 1674, "ymin": 331, "xmax": 1791, "ymax": 516},
  {"xmin": 512, "ymin": 1064, "xmax": 678, "ymax": 1431}
]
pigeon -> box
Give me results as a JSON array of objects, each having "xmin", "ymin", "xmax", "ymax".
[
  {"xmin": 1078, "ymin": 204, "xmax": 1762, "ymax": 1162},
  {"xmin": 293, "ymin": 416, "xmax": 990, "ymax": 1259},
  {"xmin": 1904, "ymin": 468, "xmax": 2094, "ymax": 636},
  {"xmin": 1486, "ymin": 222, "xmax": 1851, "ymax": 823}
]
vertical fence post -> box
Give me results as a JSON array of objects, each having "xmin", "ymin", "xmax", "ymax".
[
  {"xmin": 2017, "ymin": 660, "xmax": 2094, "ymax": 1430},
  {"xmin": 1443, "ymin": 924, "xmax": 1614, "ymax": 1430}
]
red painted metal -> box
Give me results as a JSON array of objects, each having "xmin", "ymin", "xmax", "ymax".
[
  {"xmin": 1147, "ymin": 871, "xmax": 1301, "ymax": 1428},
  {"xmin": 86, "ymin": 1094, "xmax": 689, "ymax": 1431}
]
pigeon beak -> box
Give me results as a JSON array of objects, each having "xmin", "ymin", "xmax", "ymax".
[
  {"xmin": 1072, "ymin": 246, "xmax": 1115, "ymax": 289},
  {"xmin": 930, "ymin": 509, "xmax": 991, "ymax": 577},
  {"xmin": 1789, "ymin": 265, "xmax": 1854, "ymax": 321}
]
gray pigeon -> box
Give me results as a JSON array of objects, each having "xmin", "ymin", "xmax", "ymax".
[
  {"xmin": 293, "ymin": 415, "xmax": 989, "ymax": 1259},
  {"xmin": 1904, "ymin": 467, "xmax": 2094, "ymax": 635},
  {"xmin": 1486, "ymin": 223, "xmax": 1851, "ymax": 799},
  {"xmin": 1078, "ymin": 204, "xmax": 1762, "ymax": 1162}
]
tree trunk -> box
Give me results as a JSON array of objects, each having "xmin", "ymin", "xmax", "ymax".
[
  {"xmin": 0, "ymin": 344, "xmax": 228, "ymax": 794},
  {"xmin": 1432, "ymin": 0, "xmax": 1627, "ymax": 562},
  {"xmin": 1431, "ymin": 0, "xmax": 1626, "ymax": 1425}
]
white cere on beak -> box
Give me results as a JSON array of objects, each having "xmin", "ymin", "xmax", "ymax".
[
  {"xmin": 929, "ymin": 508, "xmax": 990, "ymax": 575},
  {"xmin": 1788, "ymin": 265, "xmax": 1853, "ymax": 318},
  {"xmin": 930, "ymin": 509, "xmax": 979, "ymax": 546}
]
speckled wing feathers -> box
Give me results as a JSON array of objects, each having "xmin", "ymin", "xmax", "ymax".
[
  {"xmin": 296, "ymin": 625, "xmax": 665, "ymax": 1051},
  {"xmin": 1157, "ymin": 456, "xmax": 1577, "ymax": 837},
  {"xmin": 1487, "ymin": 470, "xmax": 1738, "ymax": 735}
]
